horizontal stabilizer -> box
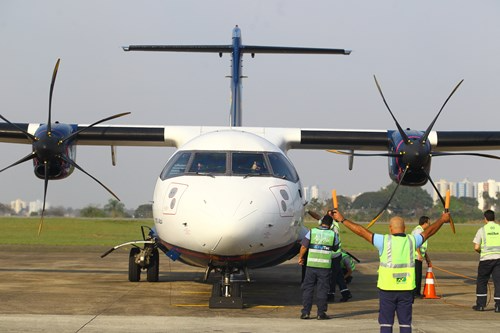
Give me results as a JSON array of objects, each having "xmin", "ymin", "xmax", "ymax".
[
  {"xmin": 241, "ymin": 45, "xmax": 351, "ymax": 55},
  {"xmin": 123, "ymin": 45, "xmax": 233, "ymax": 53}
]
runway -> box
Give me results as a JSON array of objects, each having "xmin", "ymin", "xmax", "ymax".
[{"xmin": 0, "ymin": 246, "xmax": 499, "ymax": 332}]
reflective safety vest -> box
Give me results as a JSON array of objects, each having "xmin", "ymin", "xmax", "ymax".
[
  {"xmin": 480, "ymin": 222, "xmax": 500, "ymax": 258},
  {"xmin": 377, "ymin": 234, "xmax": 416, "ymax": 291},
  {"xmin": 332, "ymin": 221, "xmax": 342, "ymax": 258},
  {"xmin": 413, "ymin": 225, "xmax": 428, "ymax": 256},
  {"xmin": 306, "ymin": 228, "xmax": 336, "ymax": 269},
  {"xmin": 340, "ymin": 251, "xmax": 356, "ymax": 271}
]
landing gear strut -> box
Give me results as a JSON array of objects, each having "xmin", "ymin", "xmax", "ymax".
[
  {"xmin": 208, "ymin": 266, "xmax": 245, "ymax": 309},
  {"xmin": 101, "ymin": 226, "xmax": 160, "ymax": 283}
]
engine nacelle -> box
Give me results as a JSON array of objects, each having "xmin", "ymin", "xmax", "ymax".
[
  {"xmin": 32, "ymin": 123, "xmax": 77, "ymax": 180},
  {"xmin": 387, "ymin": 129, "xmax": 431, "ymax": 186}
]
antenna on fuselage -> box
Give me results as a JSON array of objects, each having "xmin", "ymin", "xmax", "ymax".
[{"xmin": 122, "ymin": 26, "xmax": 351, "ymax": 127}]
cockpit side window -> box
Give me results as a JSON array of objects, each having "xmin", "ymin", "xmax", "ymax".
[
  {"xmin": 160, "ymin": 151, "xmax": 191, "ymax": 180},
  {"xmin": 232, "ymin": 152, "xmax": 270, "ymax": 175},
  {"xmin": 268, "ymin": 152, "xmax": 299, "ymax": 182},
  {"xmin": 188, "ymin": 152, "xmax": 227, "ymax": 174}
]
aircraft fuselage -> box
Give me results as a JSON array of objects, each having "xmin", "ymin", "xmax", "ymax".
[{"xmin": 152, "ymin": 130, "xmax": 307, "ymax": 270}]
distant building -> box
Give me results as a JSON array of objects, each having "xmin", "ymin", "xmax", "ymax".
[
  {"xmin": 29, "ymin": 200, "xmax": 48, "ymax": 216},
  {"xmin": 10, "ymin": 199, "xmax": 26, "ymax": 214},
  {"xmin": 477, "ymin": 179, "xmax": 500, "ymax": 210},
  {"xmin": 310, "ymin": 185, "xmax": 320, "ymax": 200},
  {"xmin": 303, "ymin": 186, "xmax": 310, "ymax": 202},
  {"xmin": 456, "ymin": 178, "xmax": 475, "ymax": 198}
]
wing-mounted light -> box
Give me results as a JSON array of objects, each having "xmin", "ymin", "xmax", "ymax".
[{"xmin": 0, "ymin": 59, "xmax": 130, "ymax": 234}]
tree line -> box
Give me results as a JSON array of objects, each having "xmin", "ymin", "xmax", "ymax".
[
  {"xmin": 306, "ymin": 182, "xmax": 495, "ymax": 223},
  {"xmin": 0, "ymin": 199, "xmax": 153, "ymax": 219}
]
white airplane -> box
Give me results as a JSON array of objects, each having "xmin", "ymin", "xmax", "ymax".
[{"xmin": 2, "ymin": 26, "xmax": 500, "ymax": 308}]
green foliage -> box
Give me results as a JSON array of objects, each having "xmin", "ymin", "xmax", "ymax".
[
  {"xmin": 0, "ymin": 203, "xmax": 13, "ymax": 215},
  {"xmin": 430, "ymin": 196, "xmax": 482, "ymax": 223},
  {"xmin": 134, "ymin": 204, "xmax": 153, "ymax": 218},
  {"xmin": 104, "ymin": 199, "xmax": 129, "ymax": 218},
  {"xmin": 305, "ymin": 198, "xmax": 325, "ymax": 215},
  {"xmin": 80, "ymin": 205, "xmax": 107, "ymax": 218}
]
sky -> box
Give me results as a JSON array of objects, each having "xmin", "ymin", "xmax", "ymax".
[{"xmin": 0, "ymin": 0, "xmax": 500, "ymax": 209}]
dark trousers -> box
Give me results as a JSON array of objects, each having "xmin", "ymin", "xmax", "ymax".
[
  {"xmin": 330, "ymin": 256, "xmax": 349, "ymax": 295},
  {"xmin": 379, "ymin": 290, "xmax": 413, "ymax": 333},
  {"xmin": 476, "ymin": 258, "xmax": 500, "ymax": 307},
  {"xmin": 301, "ymin": 266, "xmax": 331, "ymax": 316},
  {"xmin": 414, "ymin": 260, "xmax": 423, "ymax": 295}
]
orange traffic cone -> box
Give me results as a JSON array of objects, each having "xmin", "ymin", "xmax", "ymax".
[{"xmin": 422, "ymin": 266, "xmax": 440, "ymax": 299}]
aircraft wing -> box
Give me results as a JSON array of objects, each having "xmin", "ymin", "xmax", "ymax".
[{"xmin": 2, "ymin": 123, "xmax": 500, "ymax": 153}]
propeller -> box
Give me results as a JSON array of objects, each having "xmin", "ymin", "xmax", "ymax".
[
  {"xmin": 334, "ymin": 76, "xmax": 497, "ymax": 227},
  {"xmin": 0, "ymin": 59, "xmax": 130, "ymax": 234}
]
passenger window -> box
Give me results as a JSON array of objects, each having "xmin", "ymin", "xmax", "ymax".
[
  {"xmin": 160, "ymin": 152, "xmax": 191, "ymax": 180},
  {"xmin": 232, "ymin": 153, "xmax": 270, "ymax": 175}
]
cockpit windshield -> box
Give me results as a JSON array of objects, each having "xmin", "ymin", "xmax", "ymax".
[{"xmin": 160, "ymin": 150, "xmax": 299, "ymax": 183}]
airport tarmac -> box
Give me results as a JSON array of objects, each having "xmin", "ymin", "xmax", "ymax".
[{"xmin": 0, "ymin": 245, "xmax": 499, "ymax": 332}]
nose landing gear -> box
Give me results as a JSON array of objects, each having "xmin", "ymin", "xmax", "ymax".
[{"xmin": 208, "ymin": 266, "xmax": 248, "ymax": 309}]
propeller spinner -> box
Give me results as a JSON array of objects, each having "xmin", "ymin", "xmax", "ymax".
[{"xmin": 0, "ymin": 59, "xmax": 130, "ymax": 234}]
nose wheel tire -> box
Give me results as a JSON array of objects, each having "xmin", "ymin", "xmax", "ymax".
[
  {"xmin": 146, "ymin": 247, "xmax": 160, "ymax": 282},
  {"xmin": 128, "ymin": 247, "xmax": 141, "ymax": 282}
]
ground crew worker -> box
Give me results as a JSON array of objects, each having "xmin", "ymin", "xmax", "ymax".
[
  {"xmin": 472, "ymin": 209, "xmax": 500, "ymax": 312},
  {"xmin": 298, "ymin": 214, "xmax": 339, "ymax": 320},
  {"xmin": 340, "ymin": 250, "xmax": 356, "ymax": 284},
  {"xmin": 327, "ymin": 209, "xmax": 352, "ymax": 302},
  {"xmin": 411, "ymin": 216, "xmax": 432, "ymax": 297},
  {"xmin": 308, "ymin": 210, "xmax": 352, "ymax": 302},
  {"xmin": 332, "ymin": 210, "xmax": 450, "ymax": 333}
]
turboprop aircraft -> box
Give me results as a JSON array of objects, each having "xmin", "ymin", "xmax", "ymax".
[{"xmin": 2, "ymin": 25, "xmax": 500, "ymax": 308}]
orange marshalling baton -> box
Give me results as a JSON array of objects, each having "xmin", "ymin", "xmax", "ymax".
[
  {"xmin": 445, "ymin": 189, "xmax": 456, "ymax": 234},
  {"xmin": 332, "ymin": 190, "xmax": 338, "ymax": 210}
]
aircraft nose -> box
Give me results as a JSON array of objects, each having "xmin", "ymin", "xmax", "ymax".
[{"xmin": 195, "ymin": 183, "xmax": 296, "ymax": 255}]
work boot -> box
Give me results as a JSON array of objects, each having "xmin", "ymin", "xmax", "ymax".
[
  {"xmin": 317, "ymin": 313, "xmax": 330, "ymax": 320},
  {"xmin": 340, "ymin": 290, "xmax": 352, "ymax": 302},
  {"xmin": 472, "ymin": 305, "xmax": 485, "ymax": 311}
]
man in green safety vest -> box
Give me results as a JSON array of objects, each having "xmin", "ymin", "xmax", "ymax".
[
  {"xmin": 472, "ymin": 209, "xmax": 500, "ymax": 312},
  {"xmin": 332, "ymin": 210, "xmax": 450, "ymax": 333},
  {"xmin": 298, "ymin": 214, "xmax": 339, "ymax": 320},
  {"xmin": 340, "ymin": 250, "xmax": 356, "ymax": 284},
  {"xmin": 411, "ymin": 216, "xmax": 432, "ymax": 297}
]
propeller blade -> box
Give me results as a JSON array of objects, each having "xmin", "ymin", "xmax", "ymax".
[
  {"xmin": 373, "ymin": 75, "xmax": 410, "ymax": 143},
  {"xmin": 47, "ymin": 58, "xmax": 61, "ymax": 135},
  {"xmin": 0, "ymin": 152, "xmax": 36, "ymax": 173},
  {"xmin": 38, "ymin": 162, "xmax": 50, "ymax": 236},
  {"xmin": 327, "ymin": 149, "xmax": 401, "ymax": 157},
  {"xmin": 367, "ymin": 165, "xmax": 409, "ymax": 229},
  {"xmin": 0, "ymin": 114, "xmax": 37, "ymax": 142},
  {"xmin": 61, "ymin": 112, "xmax": 131, "ymax": 144},
  {"xmin": 423, "ymin": 169, "xmax": 456, "ymax": 234},
  {"xmin": 432, "ymin": 151, "xmax": 500, "ymax": 160},
  {"xmin": 59, "ymin": 155, "xmax": 120, "ymax": 201},
  {"xmin": 423, "ymin": 169, "xmax": 446, "ymax": 208},
  {"xmin": 420, "ymin": 79, "xmax": 464, "ymax": 144}
]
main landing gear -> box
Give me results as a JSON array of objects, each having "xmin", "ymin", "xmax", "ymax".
[
  {"xmin": 206, "ymin": 265, "xmax": 250, "ymax": 309},
  {"xmin": 101, "ymin": 226, "xmax": 160, "ymax": 282}
]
